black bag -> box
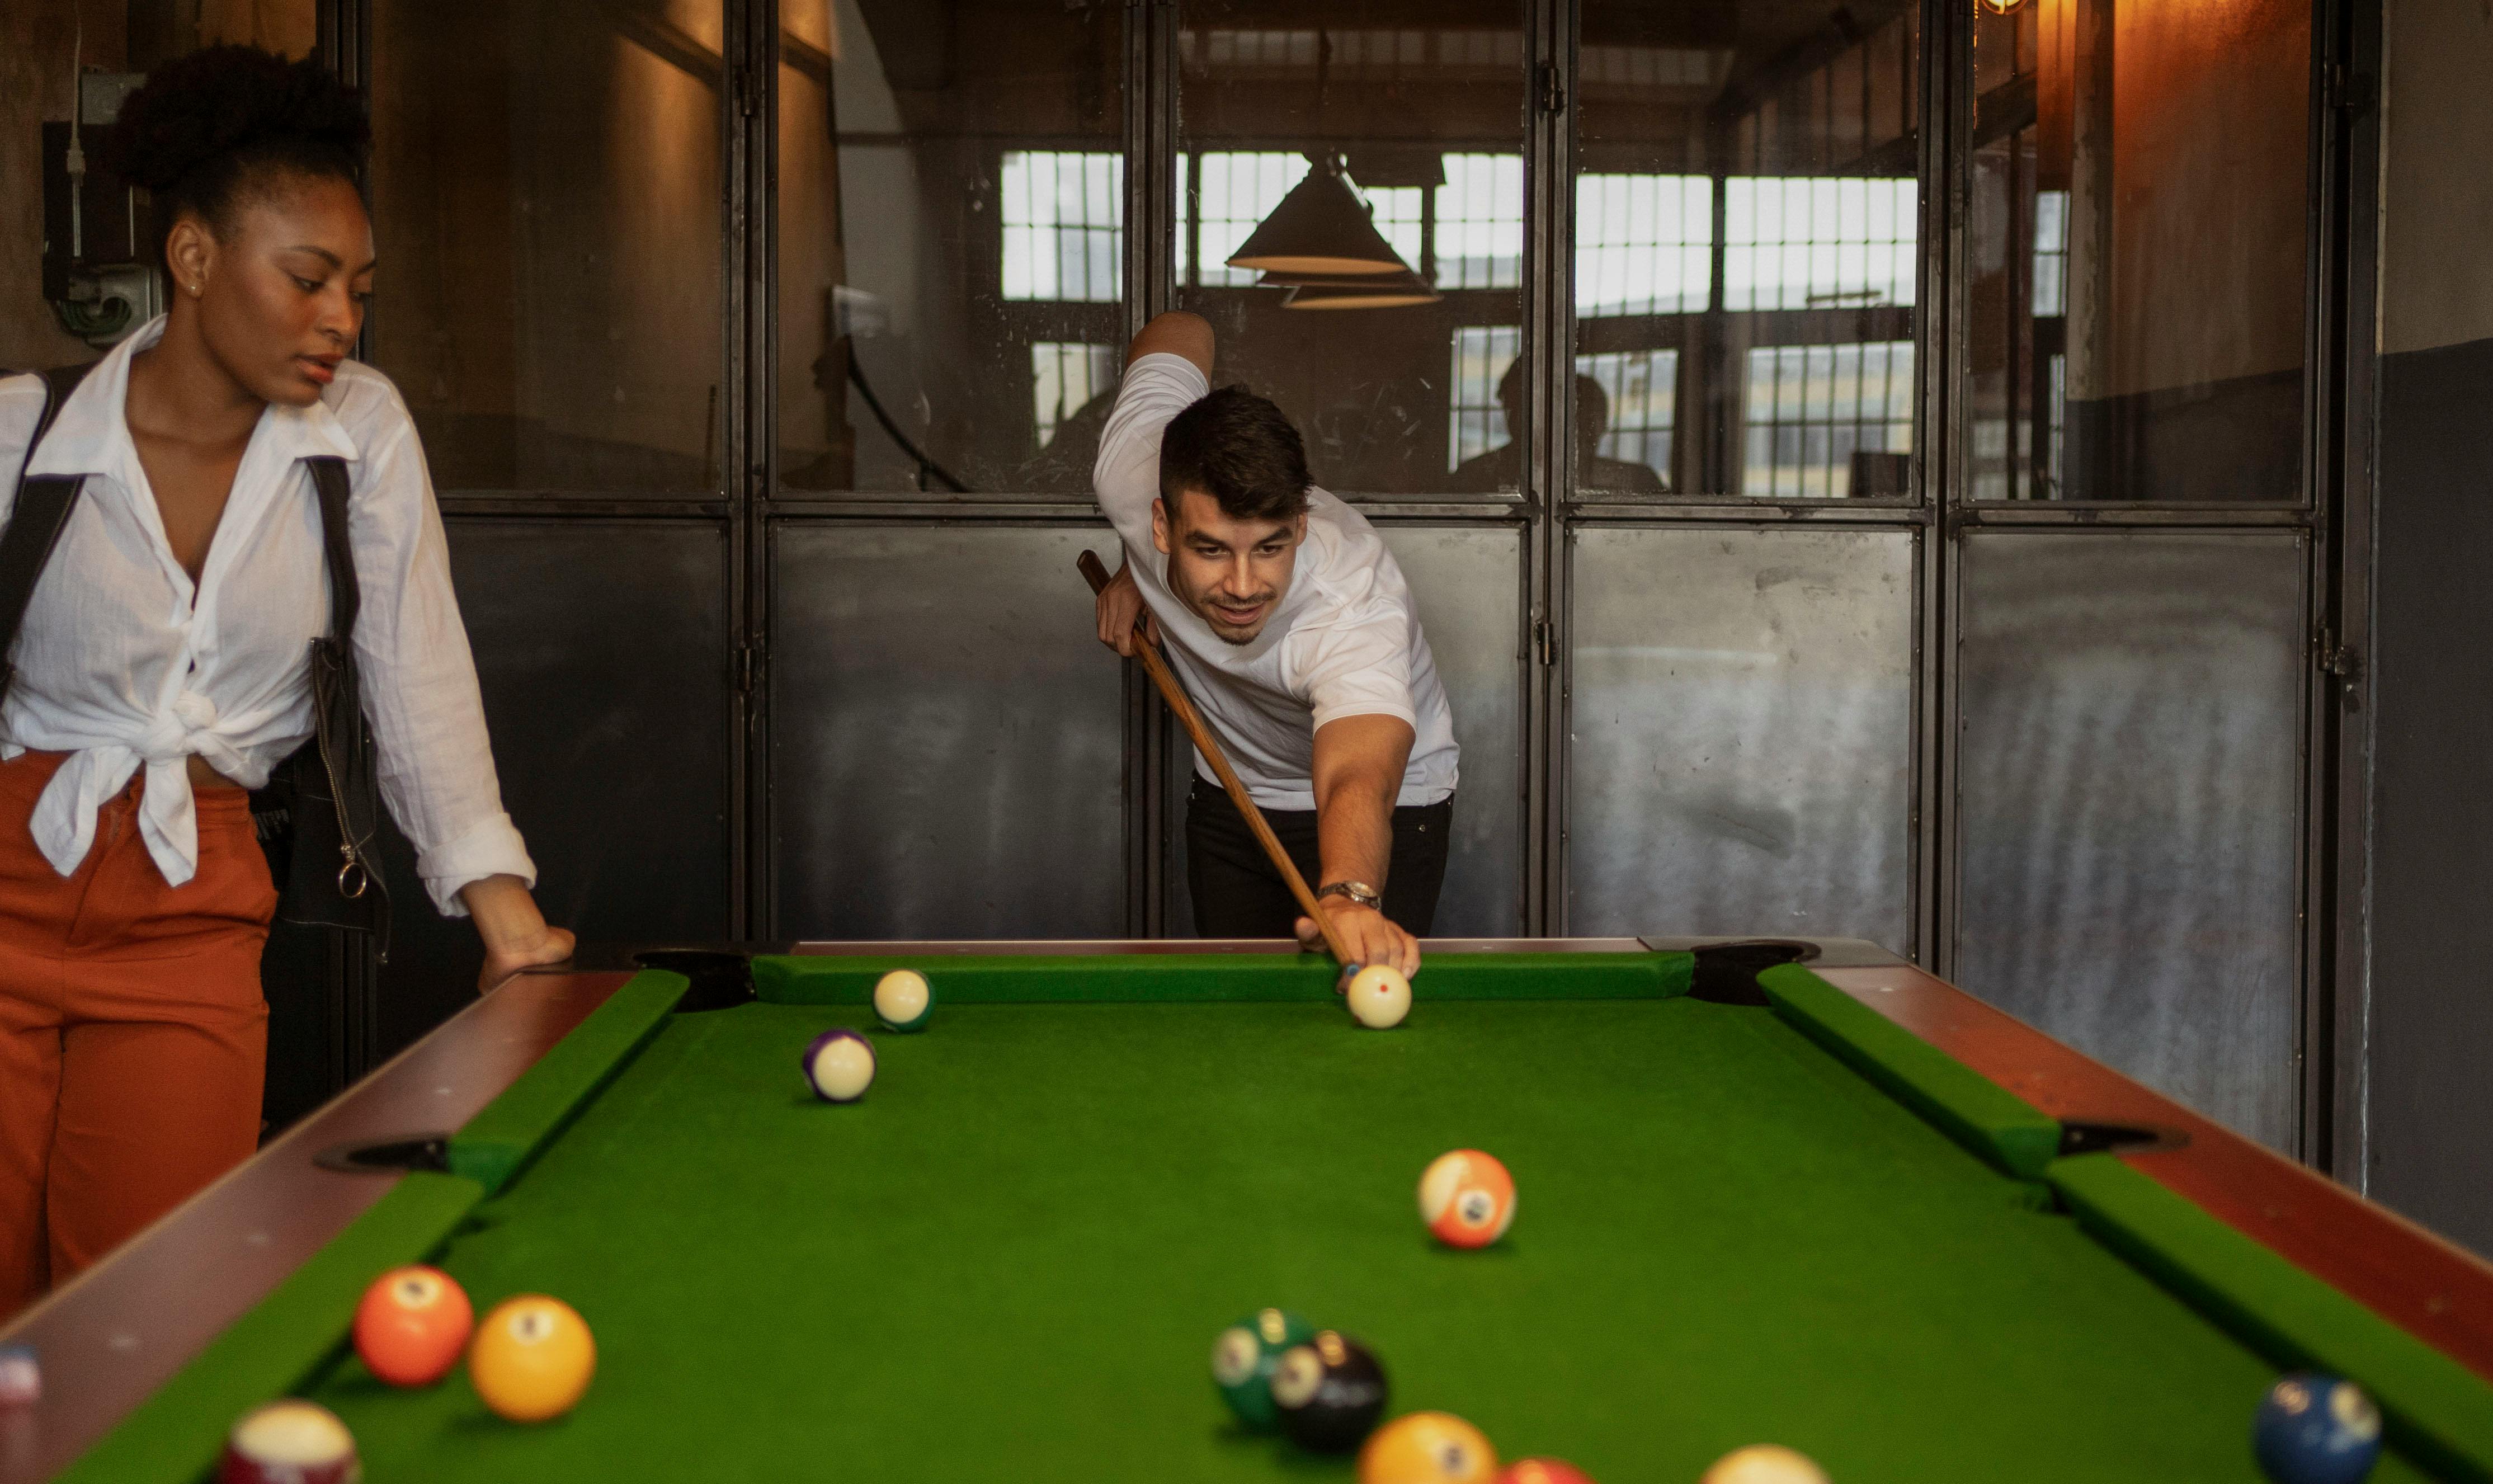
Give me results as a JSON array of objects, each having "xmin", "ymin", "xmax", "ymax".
[{"xmin": 0, "ymin": 364, "xmax": 389, "ymax": 958}]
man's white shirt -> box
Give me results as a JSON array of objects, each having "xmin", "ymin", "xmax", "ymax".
[{"xmin": 1093, "ymin": 353, "xmax": 1458, "ymax": 812}]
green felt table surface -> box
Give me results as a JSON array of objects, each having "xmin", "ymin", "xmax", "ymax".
[{"xmin": 263, "ymin": 975, "xmax": 2448, "ymax": 1482}]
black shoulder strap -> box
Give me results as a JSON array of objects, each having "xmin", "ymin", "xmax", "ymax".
[
  {"xmin": 304, "ymin": 455, "xmax": 357, "ymax": 642},
  {"xmin": 0, "ymin": 364, "xmax": 101, "ymax": 708}
]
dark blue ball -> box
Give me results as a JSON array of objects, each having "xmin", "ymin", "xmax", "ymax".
[{"xmin": 2253, "ymin": 1373, "xmax": 2382, "ymax": 1484}]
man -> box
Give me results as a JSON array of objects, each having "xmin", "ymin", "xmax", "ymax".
[
  {"xmin": 1448, "ymin": 360, "xmax": 1669, "ymax": 495},
  {"xmin": 1092, "ymin": 313, "xmax": 1457, "ymax": 977}
]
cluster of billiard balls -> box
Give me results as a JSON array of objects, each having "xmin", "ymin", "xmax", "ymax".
[
  {"xmin": 215, "ymin": 1268, "xmax": 596, "ymax": 1482},
  {"xmin": 800, "ymin": 969, "xmax": 935, "ymax": 1101}
]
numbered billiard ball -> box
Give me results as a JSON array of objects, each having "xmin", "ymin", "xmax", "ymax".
[
  {"xmin": 1359, "ymin": 1410, "xmax": 1498, "ymax": 1483},
  {"xmin": 802, "ymin": 1028, "xmax": 876, "ymax": 1102},
  {"xmin": 1210, "ymin": 1307, "xmax": 1316, "ymax": 1430},
  {"xmin": 1419, "ymin": 1149, "xmax": 1516, "ymax": 1249},
  {"xmin": 1271, "ymin": 1330, "xmax": 1388, "ymax": 1452},
  {"xmin": 2254, "ymin": 1373, "xmax": 2382, "ymax": 1484},
  {"xmin": 353, "ymin": 1265, "xmax": 473, "ymax": 1387},
  {"xmin": 1346, "ymin": 965, "xmax": 1412, "ymax": 1029},
  {"xmin": 218, "ymin": 1400, "xmax": 357, "ymax": 1484},
  {"xmin": 873, "ymin": 969, "xmax": 933, "ymax": 1031},
  {"xmin": 469, "ymin": 1295, "xmax": 596, "ymax": 1423},
  {"xmin": 1495, "ymin": 1462, "xmax": 1597, "ymax": 1484},
  {"xmin": 1700, "ymin": 1445, "xmax": 1828, "ymax": 1484}
]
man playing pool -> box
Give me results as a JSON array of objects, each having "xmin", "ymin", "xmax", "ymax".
[{"xmin": 1092, "ymin": 312, "xmax": 1458, "ymax": 978}]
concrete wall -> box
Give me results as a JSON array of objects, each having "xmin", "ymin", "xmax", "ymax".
[{"xmin": 2368, "ymin": 0, "xmax": 2493, "ymax": 1257}]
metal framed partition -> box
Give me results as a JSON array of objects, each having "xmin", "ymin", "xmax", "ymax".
[{"xmin": 301, "ymin": 0, "xmax": 2378, "ymax": 1174}]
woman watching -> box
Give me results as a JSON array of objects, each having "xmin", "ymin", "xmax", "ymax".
[{"xmin": 0, "ymin": 46, "xmax": 572, "ymax": 1313}]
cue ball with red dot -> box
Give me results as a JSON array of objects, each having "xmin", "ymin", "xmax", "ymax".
[
  {"xmin": 353, "ymin": 1265, "xmax": 473, "ymax": 1387},
  {"xmin": 802, "ymin": 1028, "xmax": 876, "ymax": 1102},
  {"xmin": 1345, "ymin": 965, "xmax": 1411, "ymax": 1028},
  {"xmin": 1418, "ymin": 1149, "xmax": 1516, "ymax": 1247},
  {"xmin": 1701, "ymin": 1445, "xmax": 1830, "ymax": 1484},
  {"xmin": 218, "ymin": 1400, "xmax": 358, "ymax": 1484}
]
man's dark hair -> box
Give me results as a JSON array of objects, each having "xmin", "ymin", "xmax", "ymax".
[
  {"xmin": 1159, "ymin": 385, "xmax": 1312, "ymax": 523},
  {"xmin": 103, "ymin": 46, "xmax": 370, "ymax": 274}
]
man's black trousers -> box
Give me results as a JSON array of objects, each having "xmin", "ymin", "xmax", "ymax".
[{"xmin": 1184, "ymin": 776, "xmax": 1454, "ymax": 938}]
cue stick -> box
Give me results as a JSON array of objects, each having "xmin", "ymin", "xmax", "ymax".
[{"xmin": 1078, "ymin": 549, "xmax": 1358, "ymax": 972}]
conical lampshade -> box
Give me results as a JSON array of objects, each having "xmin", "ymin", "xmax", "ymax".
[
  {"xmin": 1282, "ymin": 280, "xmax": 1443, "ymax": 309},
  {"xmin": 1227, "ymin": 159, "xmax": 1411, "ymax": 277},
  {"xmin": 1256, "ymin": 267, "xmax": 1442, "ymax": 309}
]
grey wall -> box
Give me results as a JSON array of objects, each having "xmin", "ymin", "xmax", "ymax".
[{"xmin": 2366, "ymin": 0, "xmax": 2493, "ymax": 1255}]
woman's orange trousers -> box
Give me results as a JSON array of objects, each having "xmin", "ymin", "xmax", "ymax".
[{"xmin": 0, "ymin": 750, "xmax": 274, "ymax": 1317}]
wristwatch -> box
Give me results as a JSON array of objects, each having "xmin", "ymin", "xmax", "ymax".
[{"xmin": 1316, "ymin": 880, "xmax": 1383, "ymax": 912}]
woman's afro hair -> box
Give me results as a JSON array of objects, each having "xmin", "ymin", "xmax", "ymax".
[{"xmin": 102, "ymin": 46, "xmax": 368, "ymax": 263}]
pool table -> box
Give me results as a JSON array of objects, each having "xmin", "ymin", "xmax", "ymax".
[{"xmin": 6, "ymin": 937, "xmax": 2492, "ymax": 1482}]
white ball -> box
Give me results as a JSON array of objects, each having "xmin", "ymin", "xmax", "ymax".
[
  {"xmin": 1701, "ymin": 1445, "xmax": 1830, "ymax": 1484},
  {"xmin": 1345, "ymin": 965, "xmax": 1411, "ymax": 1029},
  {"xmin": 804, "ymin": 1031, "xmax": 876, "ymax": 1103},
  {"xmin": 873, "ymin": 969, "xmax": 932, "ymax": 1030}
]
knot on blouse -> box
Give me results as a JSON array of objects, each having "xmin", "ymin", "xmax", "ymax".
[{"xmin": 29, "ymin": 690, "xmax": 253, "ymax": 889}]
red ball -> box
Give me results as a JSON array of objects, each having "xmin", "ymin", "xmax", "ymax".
[
  {"xmin": 1496, "ymin": 1462, "xmax": 1598, "ymax": 1484},
  {"xmin": 218, "ymin": 1400, "xmax": 358, "ymax": 1484},
  {"xmin": 353, "ymin": 1265, "xmax": 473, "ymax": 1387}
]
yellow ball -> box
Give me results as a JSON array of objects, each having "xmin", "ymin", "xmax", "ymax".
[
  {"xmin": 1346, "ymin": 965, "xmax": 1412, "ymax": 1029},
  {"xmin": 1359, "ymin": 1410, "xmax": 1498, "ymax": 1483},
  {"xmin": 1701, "ymin": 1445, "xmax": 1829, "ymax": 1484},
  {"xmin": 468, "ymin": 1295, "xmax": 595, "ymax": 1422}
]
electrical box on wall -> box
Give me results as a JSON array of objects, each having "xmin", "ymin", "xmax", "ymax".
[{"xmin": 41, "ymin": 71, "xmax": 158, "ymax": 348}]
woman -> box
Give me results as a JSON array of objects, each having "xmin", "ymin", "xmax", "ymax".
[{"xmin": 0, "ymin": 47, "xmax": 572, "ymax": 1313}]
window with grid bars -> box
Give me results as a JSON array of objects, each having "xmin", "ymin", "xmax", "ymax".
[
  {"xmin": 1578, "ymin": 349, "xmax": 1679, "ymax": 474},
  {"xmin": 1437, "ymin": 153, "xmax": 1523, "ymax": 289},
  {"xmin": 1576, "ymin": 174, "xmax": 1712, "ymax": 317},
  {"xmin": 1723, "ymin": 176, "xmax": 1916, "ymax": 310},
  {"xmin": 1030, "ymin": 342, "xmax": 1120, "ymax": 451},
  {"xmin": 1741, "ymin": 342, "xmax": 1913, "ymax": 497},
  {"xmin": 1000, "ymin": 152, "xmax": 1124, "ymax": 303}
]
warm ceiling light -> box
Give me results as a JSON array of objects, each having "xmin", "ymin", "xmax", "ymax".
[
  {"xmin": 1276, "ymin": 271, "xmax": 1443, "ymax": 310},
  {"xmin": 1979, "ymin": 0, "xmax": 2029, "ymax": 15},
  {"xmin": 1227, "ymin": 155, "xmax": 1411, "ymax": 277}
]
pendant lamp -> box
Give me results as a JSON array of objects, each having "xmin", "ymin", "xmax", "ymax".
[
  {"xmin": 1226, "ymin": 154, "xmax": 1412, "ymax": 277},
  {"xmin": 1258, "ymin": 268, "xmax": 1442, "ymax": 310}
]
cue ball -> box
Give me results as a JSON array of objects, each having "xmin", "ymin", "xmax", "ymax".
[
  {"xmin": 1700, "ymin": 1445, "xmax": 1830, "ymax": 1484},
  {"xmin": 468, "ymin": 1295, "xmax": 596, "ymax": 1423},
  {"xmin": 0, "ymin": 1344, "xmax": 37, "ymax": 1406},
  {"xmin": 1210, "ymin": 1307, "xmax": 1317, "ymax": 1431},
  {"xmin": 1345, "ymin": 965, "xmax": 1412, "ymax": 1029},
  {"xmin": 802, "ymin": 1028, "xmax": 876, "ymax": 1102},
  {"xmin": 1359, "ymin": 1410, "xmax": 1499, "ymax": 1483},
  {"xmin": 1271, "ymin": 1330, "xmax": 1389, "ymax": 1452},
  {"xmin": 353, "ymin": 1265, "xmax": 473, "ymax": 1387},
  {"xmin": 872, "ymin": 969, "xmax": 934, "ymax": 1032},
  {"xmin": 218, "ymin": 1400, "xmax": 358, "ymax": 1484},
  {"xmin": 2254, "ymin": 1374, "xmax": 2382, "ymax": 1484},
  {"xmin": 1495, "ymin": 1463, "xmax": 1597, "ymax": 1484},
  {"xmin": 1418, "ymin": 1149, "xmax": 1516, "ymax": 1248}
]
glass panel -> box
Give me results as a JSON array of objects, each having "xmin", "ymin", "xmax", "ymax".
[
  {"xmin": 1966, "ymin": 0, "xmax": 2310, "ymax": 501},
  {"xmin": 367, "ymin": 0, "xmax": 725, "ymax": 492},
  {"xmin": 1176, "ymin": 2, "xmax": 1528, "ymax": 498},
  {"xmin": 778, "ymin": 0, "xmax": 1123, "ymax": 494},
  {"xmin": 1568, "ymin": 527, "xmax": 1916, "ymax": 948},
  {"xmin": 1577, "ymin": 0, "xmax": 1921, "ymax": 499},
  {"xmin": 1956, "ymin": 532, "xmax": 2304, "ymax": 1146}
]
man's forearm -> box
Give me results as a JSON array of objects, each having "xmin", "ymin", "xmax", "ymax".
[{"xmin": 1316, "ymin": 776, "xmax": 1397, "ymax": 891}]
